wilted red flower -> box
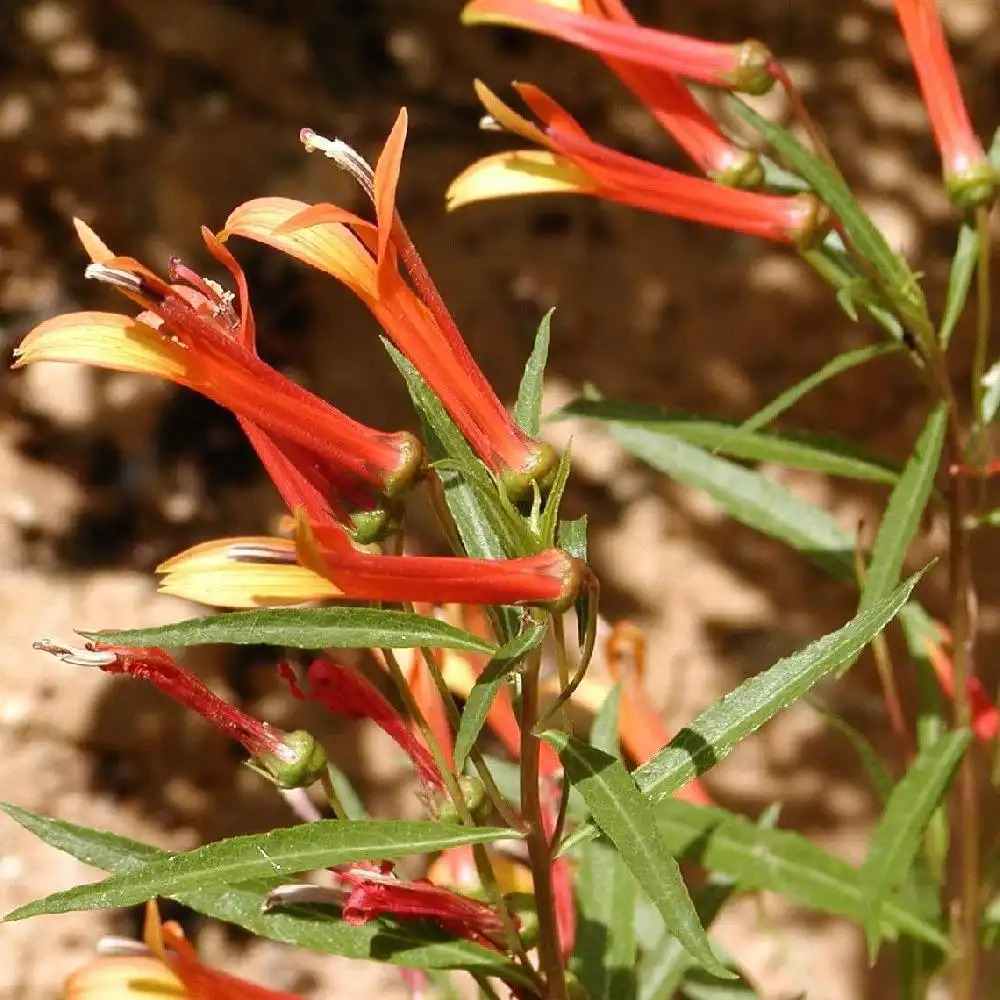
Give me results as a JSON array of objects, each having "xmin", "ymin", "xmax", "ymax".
[
  {"xmin": 462, "ymin": 0, "xmax": 763, "ymax": 185},
  {"xmin": 12, "ymin": 223, "xmax": 422, "ymax": 538},
  {"xmin": 893, "ymin": 0, "xmax": 998, "ymax": 207},
  {"xmin": 36, "ymin": 641, "xmax": 325, "ymax": 789},
  {"xmin": 449, "ymin": 82, "xmax": 829, "ymax": 248},
  {"xmin": 333, "ymin": 861, "xmax": 514, "ymax": 951},
  {"xmin": 223, "ymin": 110, "xmax": 556, "ymax": 501}
]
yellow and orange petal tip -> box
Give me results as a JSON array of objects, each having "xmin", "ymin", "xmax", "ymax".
[
  {"xmin": 156, "ymin": 536, "xmax": 341, "ymax": 609},
  {"xmin": 72, "ymin": 218, "xmax": 116, "ymax": 265},
  {"xmin": 447, "ymin": 151, "xmax": 595, "ymax": 210},
  {"xmin": 64, "ymin": 956, "xmax": 186, "ymax": 1000},
  {"xmin": 11, "ymin": 312, "xmax": 193, "ymax": 381}
]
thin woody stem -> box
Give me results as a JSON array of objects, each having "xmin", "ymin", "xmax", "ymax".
[{"xmin": 520, "ymin": 646, "xmax": 569, "ymax": 1000}]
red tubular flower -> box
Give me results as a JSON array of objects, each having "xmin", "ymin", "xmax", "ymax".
[
  {"xmin": 223, "ymin": 111, "xmax": 556, "ymax": 500},
  {"xmin": 333, "ymin": 861, "xmax": 513, "ymax": 951},
  {"xmin": 36, "ymin": 641, "xmax": 326, "ymax": 789},
  {"xmin": 463, "ymin": 0, "xmax": 762, "ymax": 184},
  {"xmin": 281, "ymin": 657, "xmax": 445, "ymax": 791},
  {"xmin": 893, "ymin": 0, "xmax": 998, "ymax": 207},
  {"xmin": 12, "ymin": 223, "xmax": 423, "ymax": 533},
  {"xmin": 924, "ymin": 634, "xmax": 998, "ymax": 742},
  {"xmin": 463, "ymin": 0, "xmax": 777, "ymax": 95},
  {"xmin": 449, "ymin": 82, "xmax": 829, "ymax": 248}
]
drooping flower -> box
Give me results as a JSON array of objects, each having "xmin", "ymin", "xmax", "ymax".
[
  {"xmin": 462, "ymin": 0, "xmax": 777, "ymax": 95},
  {"xmin": 12, "ymin": 222, "xmax": 422, "ymax": 537},
  {"xmin": 223, "ymin": 111, "xmax": 556, "ymax": 501},
  {"xmin": 448, "ymin": 82, "xmax": 830, "ymax": 248},
  {"xmin": 332, "ymin": 861, "xmax": 514, "ymax": 951},
  {"xmin": 893, "ymin": 0, "xmax": 998, "ymax": 208},
  {"xmin": 36, "ymin": 640, "xmax": 326, "ymax": 789},
  {"xmin": 462, "ymin": 0, "xmax": 763, "ymax": 185},
  {"xmin": 281, "ymin": 657, "xmax": 445, "ymax": 791},
  {"xmin": 156, "ymin": 515, "xmax": 585, "ymax": 611}
]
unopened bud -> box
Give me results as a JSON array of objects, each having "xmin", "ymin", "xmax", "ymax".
[
  {"xmin": 500, "ymin": 441, "xmax": 558, "ymax": 502},
  {"xmin": 248, "ymin": 728, "xmax": 327, "ymax": 790},
  {"xmin": 724, "ymin": 40, "xmax": 776, "ymax": 96},
  {"xmin": 790, "ymin": 193, "xmax": 832, "ymax": 251},
  {"xmin": 945, "ymin": 159, "xmax": 1000, "ymax": 212},
  {"xmin": 434, "ymin": 775, "xmax": 490, "ymax": 823},
  {"xmin": 710, "ymin": 148, "xmax": 765, "ymax": 191}
]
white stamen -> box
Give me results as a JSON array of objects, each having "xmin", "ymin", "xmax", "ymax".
[
  {"xmin": 33, "ymin": 639, "xmax": 117, "ymax": 668},
  {"xmin": 96, "ymin": 936, "xmax": 152, "ymax": 957},
  {"xmin": 479, "ymin": 114, "xmax": 503, "ymax": 132},
  {"xmin": 84, "ymin": 263, "xmax": 143, "ymax": 292},
  {"xmin": 300, "ymin": 126, "xmax": 375, "ymax": 201}
]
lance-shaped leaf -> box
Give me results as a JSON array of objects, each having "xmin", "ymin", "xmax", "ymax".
[
  {"xmin": 4, "ymin": 818, "xmax": 519, "ymax": 918},
  {"xmin": 560, "ymin": 398, "xmax": 900, "ymax": 486},
  {"xmin": 0, "ymin": 803, "xmax": 532, "ymax": 984},
  {"xmin": 87, "ymin": 607, "xmax": 496, "ymax": 654},
  {"xmin": 940, "ymin": 223, "xmax": 980, "ymax": 349},
  {"xmin": 453, "ymin": 622, "xmax": 547, "ymax": 769},
  {"xmin": 542, "ymin": 731, "xmax": 731, "ymax": 979},
  {"xmin": 514, "ymin": 308, "xmax": 553, "ymax": 437},
  {"xmin": 563, "ymin": 573, "xmax": 921, "ymax": 853},
  {"xmin": 858, "ymin": 730, "xmax": 969, "ymax": 960},
  {"xmin": 860, "ymin": 405, "xmax": 946, "ymax": 613}
]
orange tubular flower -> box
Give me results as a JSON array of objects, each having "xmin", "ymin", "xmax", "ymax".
[
  {"xmin": 223, "ymin": 111, "xmax": 556, "ymax": 501},
  {"xmin": 463, "ymin": 0, "xmax": 762, "ymax": 185},
  {"xmin": 893, "ymin": 0, "xmax": 998, "ymax": 207},
  {"xmin": 12, "ymin": 223, "xmax": 422, "ymax": 538},
  {"xmin": 449, "ymin": 82, "xmax": 829, "ymax": 248},
  {"xmin": 463, "ymin": 0, "xmax": 777, "ymax": 95}
]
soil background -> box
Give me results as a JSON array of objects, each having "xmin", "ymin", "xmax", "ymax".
[{"xmin": 1, "ymin": 1, "xmax": 999, "ymax": 997}]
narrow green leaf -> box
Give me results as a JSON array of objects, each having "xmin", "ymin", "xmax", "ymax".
[
  {"xmin": 514, "ymin": 308, "xmax": 553, "ymax": 436},
  {"xmin": 453, "ymin": 623, "xmax": 546, "ymax": 769},
  {"xmin": 560, "ymin": 398, "xmax": 899, "ymax": 485},
  {"xmin": 0, "ymin": 804, "xmax": 530, "ymax": 983},
  {"xmin": 813, "ymin": 705, "xmax": 893, "ymax": 801},
  {"xmin": 542, "ymin": 731, "xmax": 730, "ymax": 979},
  {"xmin": 860, "ymin": 405, "xmax": 946, "ymax": 612},
  {"xmin": 650, "ymin": 800, "xmax": 948, "ymax": 949},
  {"xmin": 562, "ymin": 573, "xmax": 921, "ymax": 858},
  {"xmin": 89, "ymin": 607, "xmax": 496, "ymax": 655},
  {"xmin": 590, "ymin": 684, "xmax": 623, "ymax": 758},
  {"xmin": 940, "ymin": 223, "xmax": 979, "ymax": 348},
  {"xmin": 859, "ymin": 730, "xmax": 969, "ymax": 959},
  {"xmin": 539, "ymin": 442, "xmax": 573, "ymax": 545},
  {"xmin": 325, "ymin": 762, "xmax": 369, "ymax": 821},
  {"xmin": 730, "ymin": 98, "xmax": 930, "ymax": 335},
  {"xmin": 573, "ymin": 839, "xmax": 639, "ymax": 1000},
  {"xmin": 736, "ymin": 342, "xmax": 903, "ymax": 436},
  {"xmin": 4, "ymin": 819, "xmax": 519, "ymax": 918},
  {"xmin": 557, "ymin": 516, "xmax": 588, "ymax": 560}
]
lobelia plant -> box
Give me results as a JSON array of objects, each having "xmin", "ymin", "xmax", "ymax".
[{"xmin": 4, "ymin": 0, "xmax": 1000, "ymax": 997}]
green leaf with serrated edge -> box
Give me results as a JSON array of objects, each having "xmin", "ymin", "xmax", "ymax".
[
  {"xmin": 572, "ymin": 839, "xmax": 639, "ymax": 1000},
  {"xmin": 860, "ymin": 405, "xmax": 946, "ymax": 613},
  {"xmin": 940, "ymin": 223, "xmax": 979, "ymax": 349},
  {"xmin": 453, "ymin": 623, "xmax": 546, "ymax": 770},
  {"xmin": 736, "ymin": 342, "xmax": 904, "ymax": 437},
  {"xmin": 0, "ymin": 804, "xmax": 533, "ymax": 985},
  {"xmin": 729, "ymin": 98, "xmax": 930, "ymax": 336},
  {"xmin": 88, "ymin": 608, "xmax": 496, "ymax": 655},
  {"xmin": 646, "ymin": 800, "xmax": 948, "ymax": 949},
  {"xmin": 385, "ymin": 341, "xmax": 521, "ymax": 641},
  {"xmin": 539, "ymin": 442, "xmax": 572, "ymax": 545},
  {"xmin": 542, "ymin": 732, "xmax": 731, "ymax": 979},
  {"xmin": 859, "ymin": 730, "xmax": 969, "ymax": 960},
  {"xmin": 562, "ymin": 573, "xmax": 921, "ymax": 854},
  {"xmin": 558, "ymin": 399, "xmax": 900, "ymax": 485},
  {"xmin": 813, "ymin": 704, "xmax": 893, "ymax": 801},
  {"xmin": 4, "ymin": 819, "xmax": 519, "ymax": 919},
  {"xmin": 514, "ymin": 308, "xmax": 553, "ymax": 437},
  {"xmin": 590, "ymin": 684, "xmax": 623, "ymax": 758}
]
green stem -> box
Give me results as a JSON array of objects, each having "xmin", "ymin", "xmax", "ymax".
[
  {"xmin": 319, "ymin": 768, "xmax": 347, "ymax": 820},
  {"xmin": 969, "ymin": 206, "xmax": 993, "ymax": 454},
  {"xmin": 520, "ymin": 646, "xmax": 569, "ymax": 1000}
]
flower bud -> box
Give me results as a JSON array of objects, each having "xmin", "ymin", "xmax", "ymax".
[{"xmin": 248, "ymin": 728, "xmax": 328, "ymax": 790}]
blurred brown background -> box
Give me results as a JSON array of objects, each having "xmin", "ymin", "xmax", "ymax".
[{"xmin": 1, "ymin": 0, "xmax": 999, "ymax": 997}]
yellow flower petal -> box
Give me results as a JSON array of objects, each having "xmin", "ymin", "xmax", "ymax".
[
  {"xmin": 12, "ymin": 312, "xmax": 196, "ymax": 382},
  {"xmin": 224, "ymin": 197, "xmax": 378, "ymax": 300},
  {"xmin": 447, "ymin": 150, "xmax": 596, "ymax": 210},
  {"xmin": 157, "ymin": 536, "xmax": 341, "ymax": 608},
  {"xmin": 64, "ymin": 957, "xmax": 186, "ymax": 1000},
  {"xmin": 72, "ymin": 217, "xmax": 115, "ymax": 264}
]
